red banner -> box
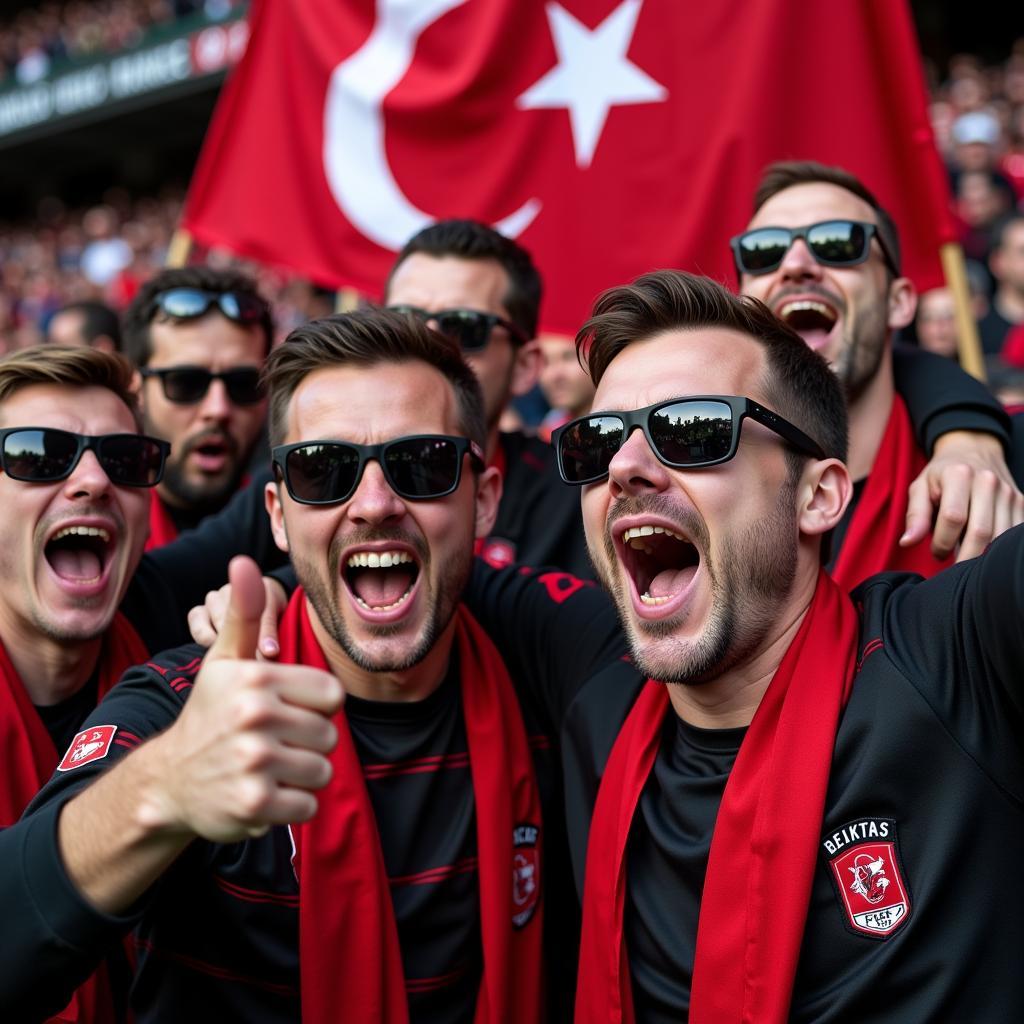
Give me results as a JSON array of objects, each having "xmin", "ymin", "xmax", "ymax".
[{"xmin": 182, "ymin": 0, "xmax": 955, "ymax": 334}]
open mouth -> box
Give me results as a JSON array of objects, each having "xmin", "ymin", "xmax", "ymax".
[
  {"xmin": 619, "ymin": 524, "xmax": 700, "ymax": 608},
  {"xmin": 191, "ymin": 437, "xmax": 230, "ymax": 472},
  {"xmin": 342, "ymin": 548, "xmax": 421, "ymax": 614},
  {"xmin": 44, "ymin": 525, "xmax": 114, "ymax": 586},
  {"xmin": 776, "ymin": 299, "xmax": 839, "ymax": 349}
]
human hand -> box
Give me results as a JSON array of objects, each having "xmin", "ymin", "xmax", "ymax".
[
  {"xmin": 188, "ymin": 573, "xmax": 287, "ymax": 658},
  {"xmin": 902, "ymin": 431, "xmax": 1024, "ymax": 561}
]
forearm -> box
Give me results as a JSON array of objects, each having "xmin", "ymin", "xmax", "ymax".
[{"xmin": 58, "ymin": 733, "xmax": 195, "ymax": 914}]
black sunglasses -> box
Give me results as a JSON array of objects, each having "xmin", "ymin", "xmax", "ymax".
[
  {"xmin": 730, "ymin": 220, "xmax": 899, "ymax": 277},
  {"xmin": 146, "ymin": 287, "xmax": 268, "ymax": 326},
  {"xmin": 388, "ymin": 305, "xmax": 528, "ymax": 351},
  {"xmin": 0, "ymin": 427, "xmax": 169, "ymax": 488},
  {"xmin": 553, "ymin": 396, "xmax": 826, "ymax": 485},
  {"xmin": 139, "ymin": 366, "xmax": 264, "ymax": 406},
  {"xmin": 273, "ymin": 434, "xmax": 486, "ymax": 505}
]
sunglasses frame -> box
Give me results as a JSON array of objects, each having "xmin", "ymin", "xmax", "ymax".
[
  {"xmin": 0, "ymin": 427, "xmax": 170, "ymax": 487},
  {"xmin": 139, "ymin": 365, "xmax": 265, "ymax": 406},
  {"xmin": 272, "ymin": 434, "xmax": 487, "ymax": 506},
  {"xmin": 553, "ymin": 395, "xmax": 827, "ymax": 486},
  {"xmin": 388, "ymin": 305, "xmax": 528, "ymax": 351},
  {"xmin": 145, "ymin": 287, "xmax": 268, "ymax": 326},
  {"xmin": 730, "ymin": 219, "xmax": 899, "ymax": 278}
]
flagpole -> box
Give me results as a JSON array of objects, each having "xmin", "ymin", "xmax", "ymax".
[
  {"xmin": 166, "ymin": 229, "xmax": 193, "ymax": 268},
  {"xmin": 939, "ymin": 242, "xmax": 986, "ymax": 382}
]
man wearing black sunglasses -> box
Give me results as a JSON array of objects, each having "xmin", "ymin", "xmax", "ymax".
[
  {"xmin": 12, "ymin": 311, "xmax": 564, "ymax": 1023},
  {"xmin": 733, "ymin": 161, "xmax": 1023, "ymax": 586},
  {"xmin": 122, "ymin": 265, "xmax": 272, "ymax": 550},
  {"xmin": 385, "ymin": 219, "xmax": 591, "ymax": 577},
  {"xmin": 464, "ymin": 270, "xmax": 1024, "ymax": 1022}
]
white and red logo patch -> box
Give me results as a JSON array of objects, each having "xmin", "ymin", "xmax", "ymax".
[
  {"xmin": 480, "ymin": 538, "xmax": 517, "ymax": 570},
  {"xmin": 823, "ymin": 818, "xmax": 911, "ymax": 938},
  {"xmin": 511, "ymin": 822, "xmax": 541, "ymax": 929},
  {"xmin": 57, "ymin": 725, "xmax": 117, "ymax": 772}
]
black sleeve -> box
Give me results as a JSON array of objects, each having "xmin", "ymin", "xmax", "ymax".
[
  {"xmin": 0, "ymin": 649, "xmax": 201, "ymax": 1018},
  {"xmin": 872, "ymin": 523, "xmax": 1024, "ymax": 794},
  {"xmin": 465, "ymin": 559, "xmax": 627, "ymax": 728},
  {"xmin": 121, "ymin": 467, "xmax": 286, "ymax": 651},
  {"xmin": 892, "ymin": 343, "xmax": 1011, "ymax": 455}
]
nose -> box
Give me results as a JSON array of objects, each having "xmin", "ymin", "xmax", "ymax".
[
  {"xmin": 62, "ymin": 449, "xmax": 113, "ymax": 501},
  {"xmin": 197, "ymin": 377, "xmax": 233, "ymax": 422},
  {"xmin": 345, "ymin": 459, "xmax": 406, "ymax": 526},
  {"xmin": 606, "ymin": 426, "xmax": 672, "ymax": 500},
  {"xmin": 776, "ymin": 235, "xmax": 823, "ymax": 282}
]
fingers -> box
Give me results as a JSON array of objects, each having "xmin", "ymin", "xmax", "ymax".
[
  {"xmin": 954, "ymin": 469, "xmax": 998, "ymax": 562},
  {"xmin": 207, "ymin": 557, "xmax": 266, "ymax": 662},
  {"xmin": 927, "ymin": 465, "xmax": 971, "ymax": 560},
  {"xmin": 258, "ymin": 579, "xmax": 287, "ymax": 660},
  {"xmin": 188, "ymin": 592, "xmax": 223, "ymax": 647},
  {"xmin": 901, "ymin": 472, "xmax": 936, "ymax": 548}
]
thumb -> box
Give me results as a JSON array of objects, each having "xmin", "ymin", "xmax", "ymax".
[{"xmin": 206, "ymin": 556, "xmax": 266, "ymax": 662}]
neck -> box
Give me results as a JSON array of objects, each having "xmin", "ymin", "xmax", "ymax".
[
  {"xmin": 994, "ymin": 286, "xmax": 1024, "ymax": 323},
  {"xmin": 845, "ymin": 349, "xmax": 895, "ymax": 482},
  {"xmin": 309, "ymin": 600, "xmax": 457, "ymax": 704},
  {"xmin": 485, "ymin": 424, "xmax": 503, "ymax": 464},
  {"xmin": 665, "ymin": 563, "xmax": 819, "ymax": 729},
  {"xmin": 0, "ymin": 609, "xmax": 102, "ymax": 706}
]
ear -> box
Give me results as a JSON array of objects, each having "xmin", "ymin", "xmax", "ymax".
[
  {"xmin": 509, "ymin": 339, "xmax": 541, "ymax": 398},
  {"xmin": 265, "ymin": 478, "xmax": 291, "ymax": 554},
  {"xmin": 796, "ymin": 458, "xmax": 852, "ymax": 538},
  {"xmin": 92, "ymin": 336, "xmax": 117, "ymax": 355},
  {"xmin": 131, "ymin": 368, "xmax": 145, "ymax": 402},
  {"xmin": 887, "ymin": 276, "xmax": 917, "ymax": 331},
  {"xmin": 473, "ymin": 465, "xmax": 503, "ymax": 540}
]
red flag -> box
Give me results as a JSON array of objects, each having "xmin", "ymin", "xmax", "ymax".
[{"xmin": 182, "ymin": 0, "xmax": 954, "ymax": 335}]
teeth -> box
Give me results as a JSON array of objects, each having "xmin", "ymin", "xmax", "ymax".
[
  {"xmin": 779, "ymin": 300, "xmax": 837, "ymax": 323},
  {"xmin": 346, "ymin": 550, "xmax": 414, "ymax": 569},
  {"xmin": 622, "ymin": 525, "xmax": 685, "ymax": 545},
  {"xmin": 640, "ymin": 592, "xmax": 673, "ymax": 606},
  {"xmin": 52, "ymin": 525, "xmax": 111, "ymax": 543},
  {"xmin": 354, "ymin": 584, "xmax": 414, "ymax": 612}
]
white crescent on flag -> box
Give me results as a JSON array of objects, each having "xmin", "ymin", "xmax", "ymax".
[{"xmin": 323, "ymin": 0, "xmax": 541, "ymax": 251}]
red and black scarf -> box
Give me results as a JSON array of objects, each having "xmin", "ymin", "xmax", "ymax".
[
  {"xmin": 144, "ymin": 490, "xmax": 178, "ymax": 552},
  {"xmin": 279, "ymin": 589, "xmax": 544, "ymax": 1024},
  {"xmin": 575, "ymin": 570, "xmax": 859, "ymax": 1024},
  {"xmin": 832, "ymin": 393, "xmax": 953, "ymax": 590},
  {"xmin": 0, "ymin": 613, "xmax": 149, "ymax": 1024}
]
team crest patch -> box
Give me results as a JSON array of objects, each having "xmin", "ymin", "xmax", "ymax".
[
  {"xmin": 511, "ymin": 823, "xmax": 541, "ymax": 929},
  {"xmin": 480, "ymin": 538, "xmax": 516, "ymax": 569},
  {"xmin": 823, "ymin": 818, "xmax": 911, "ymax": 938},
  {"xmin": 58, "ymin": 725, "xmax": 118, "ymax": 772}
]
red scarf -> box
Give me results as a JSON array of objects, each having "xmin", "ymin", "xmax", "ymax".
[
  {"xmin": 0, "ymin": 613, "xmax": 149, "ymax": 1024},
  {"xmin": 831, "ymin": 393, "xmax": 953, "ymax": 590},
  {"xmin": 279, "ymin": 590, "xmax": 544, "ymax": 1024},
  {"xmin": 575, "ymin": 570, "xmax": 859, "ymax": 1024},
  {"xmin": 144, "ymin": 490, "xmax": 178, "ymax": 552}
]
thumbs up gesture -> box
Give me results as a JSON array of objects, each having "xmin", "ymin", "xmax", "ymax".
[{"xmin": 153, "ymin": 557, "xmax": 343, "ymax": 844}]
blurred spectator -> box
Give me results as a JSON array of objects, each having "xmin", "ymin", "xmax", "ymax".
[
  {"xmin": 980, "ymin": 212, "xmax": 1024, "ymax": 353},
  {"xmin": 956, "ymin": 168, "xmax": 1016, "ymax": 266},
  {"xmin": 987, "ymin": 356, "xmax": 1024, "ymax": 406},
  {"xmin": 80, "ymin": 206, "xmax": 132, "ymax": 287},
  {"xmin": 950, "ymin": 110, "xmax": 1002, "ymax": 173},
  {"xmin": 46, "ymin": 299, "xmax": 122, "ymax": 351},
  {"xmin": 915, "ymin": 288, "xmax": 959, "ymax": 359},
  {"xmin": 537, "ymin": 334, "xmax": 595, "ymax": 441}
]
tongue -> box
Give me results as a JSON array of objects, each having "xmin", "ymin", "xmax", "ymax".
[
  {"xmin": 49, "ymin": 546, "xmax": 102, "ymax": 581},
  {"xmin": 794, "ymin": 327, "xmax": 832, "ymax": 350},
  {"xmin": 352, "ymin": 568, "xmax": 413, "ymax": 608},
  {"xmin": 647, "ymin": 565, "xmax": 697, "ymax": 599}
]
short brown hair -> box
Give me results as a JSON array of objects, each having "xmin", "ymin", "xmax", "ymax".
[
  {"xmin": 752, "ymin": 160, "xmax": 902, "ymax": 277},
  {"xmin": 0, "ymin": 346, "xmax": 141, "ymax": 429},
  {"xmin": 264, "ymin": 308, "xmax": 486, "ymax": 450},
  {"xmin": 578, "ymin": 270, "xmax": 848, "ymax": 466}
]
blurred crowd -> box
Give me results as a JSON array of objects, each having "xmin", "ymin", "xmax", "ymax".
[{"xmin": 0, "ymin": 0, "xmax": 243, "ymax": 85}]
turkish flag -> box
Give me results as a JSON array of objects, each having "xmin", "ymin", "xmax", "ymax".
[{"xmin": 182, "ymin": 0, "xmax": 954, "ymax": 334}]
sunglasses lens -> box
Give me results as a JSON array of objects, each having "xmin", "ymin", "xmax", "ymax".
[
  {"xmin": 160, "ymin": 368, "xmax": 212, "ymax": 404},
  {"xmin": 558, "ymin": 415, "xmax": 626, "ymax": 483},
  {"xmin": 285, "ymin": 443, "xmax": 361, "ymax": 503},
  {"xmin": 649, "ymin": 401, "xmax": 734, "ymax": 466},
  {"xmin": 222, "ymin": 369, "xmax": 264, "ymax": 405},
  {"xmin": 156, "ymin": 288, "xmax": 211, "ymax": 319},
  {"xmin": 219, "ymin": 292, "xmax": 266, "ymax": 324},
  {"xmin": 2, "ymin": 428, "xmax": 76, "ymax": 481},
  {"xmin": 806, "ymin": 220, "xmax": 868, "ymax": 264},
  {"xmin": 434, "ymin": 311, "xmax": 492, "ymax": 351},
  {"xmin": 384, "ymin": 437, "xmax": 460, "ymax": 498},
  {"xmin": 99, "ymin": 436, "xmax": 166, "ymax": 486},
  {"xmin": 736, "ymin": 228, "xmax": 793, "ymax": 274}
]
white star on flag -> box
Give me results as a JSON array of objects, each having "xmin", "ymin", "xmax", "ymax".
[{"xmin": 517, "ymin": 0, "xmax": 668, "ymax": 169}]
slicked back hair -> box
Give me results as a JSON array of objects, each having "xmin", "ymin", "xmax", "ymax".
[
  {"xmin": 264, "ymin": 308, "xmax": 486, "ymax": 452},
  {"xmin": 49, "ymin": 300, "xmax": 122, "ymax": 350},
  {"xmin": 122, "ymin": 265, "xmax": 273, "ymax": 368},
  {"xmin": 0, "ymin": 345, "xmax": 141, "ymax": 430},
  {"xmin": 752, "ymin": 160, "xmax": 902, "ymax": 278},
  {"xmin": 579, "ymin": 269, "xmax": 848, "ymax": 469},
  {"xmin": 386, "ymin": 219, "xmax": 542, "ymax": 341}
]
